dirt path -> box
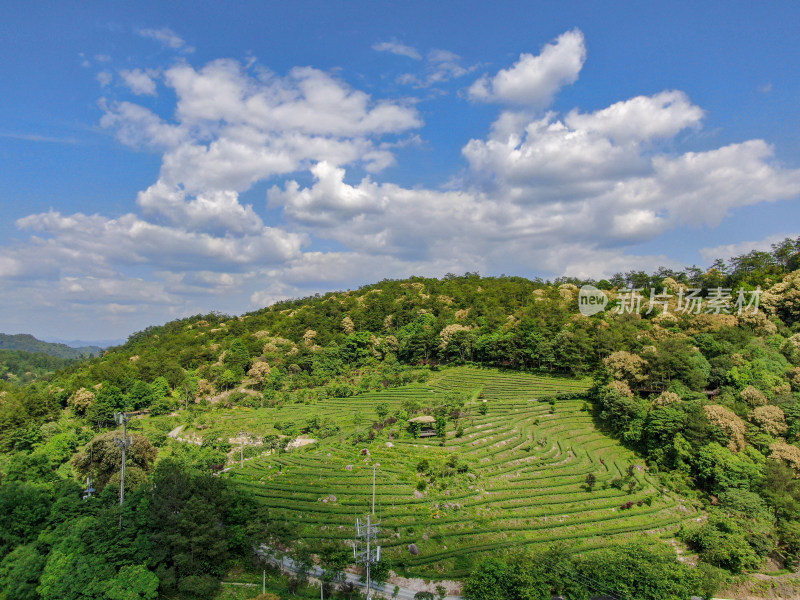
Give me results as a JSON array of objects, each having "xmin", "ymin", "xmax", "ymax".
[{"xmin": 167, "ymin": 424, "xmax": 202, "ymax": 445}]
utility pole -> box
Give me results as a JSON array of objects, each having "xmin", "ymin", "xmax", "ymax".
[
  {"xmin": 114, "ymin": 412, "xmax": 133, "ymax": 506},
  {"xmin": 354, "ymin": 464, "xmax": 380, "ymax": 599},
  {"xmin": 114, "ymin": 412, "xmax": 133, "ymax": 527},
  {"xmin": 82, "ymin": 475, "xmax": 95, "ymax": 500},
  {"xmin": 82, "ymin": 447, "xmax": 95, "ymax": 500}
]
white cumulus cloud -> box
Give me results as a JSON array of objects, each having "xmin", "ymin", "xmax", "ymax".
[
  {"xmin": 119, "ymin": 68, "xmax": 159, "ymax": 96},
  {"xmin": 99, "ymin": 58, "xmax": 422, "ymax": 236},
  {"xmin": 564, "ymin": 91, "xmax": 704, "ymax": 143},
  {"xmin": 468, "ymin": 29, "xmax": 586, "ymax": 107}
]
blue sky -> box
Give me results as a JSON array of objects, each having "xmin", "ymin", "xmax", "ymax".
[{"xmin": 1, "ymin": 1, "xmax": 799, "ymax": 342}]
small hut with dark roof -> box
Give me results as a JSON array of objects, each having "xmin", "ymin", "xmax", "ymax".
[{"xmin": 408, "ymin": 415, "xmax": 437, "ymax": 438}]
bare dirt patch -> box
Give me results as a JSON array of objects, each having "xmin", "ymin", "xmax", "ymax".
[{"xmin": 388, "ymin": 573, "xmax": 462, "ymax": 596}]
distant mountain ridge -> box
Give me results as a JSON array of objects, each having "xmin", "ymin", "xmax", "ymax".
[
  {"xmin": 0, "ymin": 333, "xmax": 103, "ymax": 358},
  {"xmin": 44, "ymin": 337, "xmax": 124, "ymax": 349}
]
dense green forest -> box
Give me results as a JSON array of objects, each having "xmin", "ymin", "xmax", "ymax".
[
  {"xmin": 0, "ymin": 350, "xmax": 79, "ymax": 384},
  {"xmin": 1, "ymin": 237, "xmax": 800, "ymax": 600}
]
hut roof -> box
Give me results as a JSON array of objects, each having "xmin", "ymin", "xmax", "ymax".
[{"xmin": 408, "ymin": 415, "xmax": 436, "ymax": 424}]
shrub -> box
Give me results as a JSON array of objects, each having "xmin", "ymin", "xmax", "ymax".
[
  {"xmin": 752, "ymin": 405, "xmax": 788, "ymax": 436},
  {"xmin": 741, "ymin": 385, "xmax": 768, "ymax": 407},
  {"xmin": 67, "ymin": 388, "xmax": 95, "ymax": 415},
  {"xmin": 704, "ymin": 404, "xmax": 746, "ymax": 452},
  {"xmin": 603, "ymin": 351, "xmax": 648, "ymax": 386}
]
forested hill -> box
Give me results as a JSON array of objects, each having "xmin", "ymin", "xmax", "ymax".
[
  {"xmin": 0, "ymin": 333, "xmax": 102, "ymax": 359},
  {"xmin": 0, "ymin": 350, "xmax": 78, "ymax": 384},
  {"xmin": 1, "ymin": 239, "xmax": 800, "ymax": 599}
]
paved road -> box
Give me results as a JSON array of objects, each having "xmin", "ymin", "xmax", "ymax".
[
  {"xmin": 253, "ymin": 545, "xmax": 734, "ymax": 600},
  {"xmin": 255, "ymin": 544, "xmax": 463, "ymax": 600}
]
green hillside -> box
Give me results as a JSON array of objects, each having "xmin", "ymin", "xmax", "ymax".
[
  {"xmin": 0, "ymin": 333, "xmax": 102, "ymax": 359},
  {"xmin": 2, "ymin": 250, "xmax": 800, "ymax": 599},
  {"xmin": 0, "ymin": 349, "xmax": 78, "ymax": 383}
]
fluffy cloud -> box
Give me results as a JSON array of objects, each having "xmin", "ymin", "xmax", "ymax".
[
  {"xmin": 564, "ymin": 91, "xmax": 704, "ymax": 143},
  {"xmin": 629, "ymin": 140, "xmax": 800, "ymax": 228},
  {"xmin": 270, "ymin": 154, "xmax": 646, "ymax": 267},
  {"xmin": 270, "ymin": 165, "xmax": 496, "ymax": 260},
  {"xmin": 269, "ymin": 161, "xmax": 388, "ymax": 227},
  {"xmin": 460, "ymin": 88, "xmax": 800, "ymax": 237},
  {"xmin": 468, "ymin": 29, "xmax": 586, "ymax": 106},
  {"xmin": 14, "ymin": 210, "xmax": 305, "ymax": 273},
  {"xmin": 463, "ymin": 111, "xmax": 646, "ymax": 199},
  {"xmin": 163, "ymin": 61, "xmax": 421, "ymax": 136},
  {"xmin": 119, "ymin": 68, "xmax": 158, "ymax": 96},
  {"xmin": 100, "ymin": 58, "xmax": 422, "ymax": 237},
  {"xmin": 103, "ymin": 61, "xmax": 420, "ymax": 198},
  {"xmin": 136, "ymin": 185, "xmax": 266, "ymax": 235},
  {"xmin": 271, "ymin": 94, "xmax": 800, "ymax": 273},
  {"xmin": 99, "ymin": 101, "xmax": 185, "ymax": 150}
]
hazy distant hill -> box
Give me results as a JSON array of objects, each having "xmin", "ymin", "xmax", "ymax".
[
  {"xmin": 0, "ymin": 333, "xmax": 103, "ymax": 358},
  {"xmin": 45, "ymin": 337, "xmax": 124, "ymax": 349}
]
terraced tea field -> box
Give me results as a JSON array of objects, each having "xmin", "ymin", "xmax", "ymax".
[{"xmin": 226, "ymin": 366, "xmax": 694, "ymax": 579}]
